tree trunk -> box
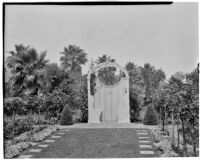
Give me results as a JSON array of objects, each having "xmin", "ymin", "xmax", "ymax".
[
  {"xmin": 171, "ymin": 109, "xmax": 175, "ymax": 147},
  {"xmin": 12, "ymin": 110, "xmax": 15, "ymax": 139},
  {"xmin": 159, "ymin": 107, "xmax": 162, "ymax": 129},
  {"xmin": 177, "ymin": 115, "xmax": 180, "ymax": 151},
  {"xmin": 181, "ymin": 118, "xmax": 187, "ymax": 156},
  {"xmin": 165, "ymin": 106, "xmax": 168, "ymax": 135},
  {"xmin": 162, "ymin": 109, "xmax": 165, "ymax": 131},
  {"xmin": 38, "ymin": 107, "xmax": 41, "ymax": 130},
  {"xmin": 191, "ymin": 122, "xmax": 197, "ymax": 156}
]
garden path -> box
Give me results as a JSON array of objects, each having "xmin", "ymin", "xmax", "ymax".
[{"xmin": 18, "ymin": 123, "xmax": 159, "ymax": 158}]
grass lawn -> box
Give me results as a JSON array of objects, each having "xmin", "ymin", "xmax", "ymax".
[{"xmin": 20, "ymin": 128, "xmax": 159, "ymax": 158}]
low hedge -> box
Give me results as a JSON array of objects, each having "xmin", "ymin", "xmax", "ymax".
[{"xmin": 4, "ymin": 119, "xmax": 34, "ymax": 140}]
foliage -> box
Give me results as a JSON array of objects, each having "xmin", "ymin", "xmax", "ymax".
[
  {"xmin": 79, "ymin": 75, "xmax": 88, "ymax": 122},
  {"xmin": 42, "ymin": 63, "xmax": 67, "ymax": 93},
  {"xmin": 141, "ymin": 63, "xmax": 166, "ymax": 101},
  {"xmin": 43, "ymin": 90, "xmax": 68, "ymax": 120},
  {"xmin": 4, "ymin": 118, "xmax": 34, "ymax": 140},
  {"xmin": 5, "ymin": 125, "xmax": 60, "ymax": 159},
  {"xmin": 31, "ymin": 125, "xmax": 60, "ymax": 142},
  {"xmin": 143, "ymin": 105, "xmax": 159, "ymax": 125},
  {"xmin": 129, "ymin": 85, "xmax": 142, "ymax": 122},
  {"xmin": 154, "ymin": 66, "xmax": 199, "ymax": 156},
  {"xmin": 6, "ymin": 44, "xmax": 49, "ymax": 96},
  {"xmin": 60, "ymin": 45, "xmax": 88, "ymax": 80},
  {"xmin": 125, "ymin": 62, "xmax": 144, "ymax": 122},
  {"xmin": 96, "ymin": 54, "xmax": 117, "ymax": 85},
  {"xmin": 4, "ymin": 97, "xmax": 24, "ymax": 116},
  {"xmin": 59, "ymin": 105, "xmax": 73, "ymax": 125}
]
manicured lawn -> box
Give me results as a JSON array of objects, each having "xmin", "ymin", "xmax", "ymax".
[{"xmin": 20, "ymin": 128, "xmax": 159, "ymax": 158}]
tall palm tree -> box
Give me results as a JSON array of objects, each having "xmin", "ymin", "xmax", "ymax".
[
  {"xmin": 60, "ymin": 45, "xmax": 88, "ymax": 80},
  {"xmin": 152, "ymin": 69, "xmax": 166, "ymax": 89},
  {"xmin": 141, "ymin": 63, "xmax": 154, "ymax": 101},
  {"xmin": 141, "ymin": 63, "xmax": 166, "ymax": 102},
  {"xmin": 6, "ymin": 44, "xmax": 49, "ymax": 96},
  {"xmin": 125, "ymin": 62, "xmax": 144, "ymax": 87}
]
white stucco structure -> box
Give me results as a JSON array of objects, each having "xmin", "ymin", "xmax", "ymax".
[{"xmin": 87, "ymin": 62, "xmax": 130, "ymax": 123}]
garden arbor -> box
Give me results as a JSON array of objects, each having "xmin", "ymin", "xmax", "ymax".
[{"xmin": 87, "ymin": 62, "xmax": 130, "ymax": 123}]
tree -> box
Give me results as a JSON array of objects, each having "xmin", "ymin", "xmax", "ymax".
[
  {"xmin": 6, "ymin": 44, "xmax": 49, "ymax": 96},
  {"xmin": 125, "ymin": 62, "xmax": 144, "ymax": 122},
  {"xmin": 42, "ymin": 63, "xmax": 67, "ymax": 93},
  {"xmin": 141, "ymin": 63, "xmax": 155, "ymax": 100},
  {"xmin": 60, "ymin": 45, "xmax": 88, "ymax": 80},
  {"xmin": 125, "ymin": 62, "xmax": 144, "ymax": 87},
  {"xmin": 141, "ymin": 63, "xmax": 166, "ymax": 102},
  {"xmin": 155, "ymin": 68, "xmax": 199, "ymax": 157}
]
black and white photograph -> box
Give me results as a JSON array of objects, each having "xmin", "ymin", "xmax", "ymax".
[{"xmin": 3, "ymin": 1, "xmax": 199, "ymax": 158}]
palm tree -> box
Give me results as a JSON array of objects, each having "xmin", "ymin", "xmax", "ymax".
[
  {"xmin": 60, "ymin": 45, "xmax": 88, "ymax": 80},
  {"xmin": 125, "ymin": 62, "xmax": 144, "ymax": 87},
  {"xmin": 96, "ymin": 54, "xmax": 115, "ymax": 64},
  {"xmin": 6, "ymin": 44, "xmax": 49, "ymax": 96},
  {"xmin": 141, "ymin": 63, "xmax": 154, "ymax": 101},
  {"xmin": 152, "ymin": 69, "xmax": 166, "ymax": 90},
  {"xmin": 141, "ymin": 63, "xmax": 166, "ymax": 102}
]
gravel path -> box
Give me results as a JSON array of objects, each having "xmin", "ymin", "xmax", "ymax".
[{"xmin": 18, "ymin": 126, "xmax": 159, "ymax": 158}]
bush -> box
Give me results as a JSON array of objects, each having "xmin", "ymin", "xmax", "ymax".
[
  {"xmin": 4, "ymin": 97, "xmax": 25, "ymax": 116},
  {"xmin": 4, "ymin": 118, "xmax": 34, "ymax": 140},
  {"xmin": 59, "ymin": 105, "xmax": 73, "ymax": 125},
  {"xmin": 143, "ymin": 105, "xmax": 159, "ymax": 125},
  {"xmin": 80, "ymin": 107, "xmax": 88, "ymax": 123}
]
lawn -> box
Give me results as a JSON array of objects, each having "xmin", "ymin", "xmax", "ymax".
[{"xmin": 20, "ymin": 128, "xmax": 159, "ymax": 158}]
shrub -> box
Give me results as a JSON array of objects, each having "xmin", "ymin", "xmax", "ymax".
[
  {"xmin": 143, "ymin": 105, "xmax": 159, "ymax": 125},
  {"xmin": 59, "ymin": 105, "xmax": 73, "ymax": 125},
  {"xmin": 80, "ymin": 107, "xmax": 88, "ymax": 123},
  {"xmin": 4, "ymin": 118, "xmax": 34, "ymax": 140},
  {"xmin": 4, "ymin": 97, "xmax": 25, "ymax": 116}
]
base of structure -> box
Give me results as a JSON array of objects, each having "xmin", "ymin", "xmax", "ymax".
[{"xmin": 88, "ymin": 121, "xmax": 130, "ymax": 123}]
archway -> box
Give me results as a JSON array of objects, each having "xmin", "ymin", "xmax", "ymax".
[{"xmin": 87, "ymin": 62, "xmax": 130, "ymax": 123}]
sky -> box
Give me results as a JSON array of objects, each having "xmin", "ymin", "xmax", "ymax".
[{"xmin": 4, "ymin": 3, "xmax": 199, "ymax": 79}]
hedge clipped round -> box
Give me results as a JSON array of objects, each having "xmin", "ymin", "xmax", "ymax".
[
  {"xmin": 143, "ymin": 105, "xmax": 158, "ymax": 125},
  {"xmin": 59, "ymin": 105, "xmax": 73, "ymax": 125}
]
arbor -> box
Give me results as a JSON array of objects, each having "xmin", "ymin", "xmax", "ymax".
[
  {"xmin": 96, "ymin": 54, "xmax": 116, "ymax": 85},
  {"xmin": 60, "ymin": 45, "xmax": 88, "ymax": 80},
  {"xmin": 6, "ymin": 44, "xmax": 49, "ymax": 96}
]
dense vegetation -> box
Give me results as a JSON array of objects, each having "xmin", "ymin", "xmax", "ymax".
[{"xmin": 4, "ymin": 44, "xmax": 199, "ymax": 157}]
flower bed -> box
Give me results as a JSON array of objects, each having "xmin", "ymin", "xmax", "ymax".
[
  {"xmin": 151, "ymin": 128, "xmax": 179, "ymax": 157},
  {"xmin": 4, "ymin": 125, "xmax": 60, "ymax": 158},
  {"xmin": 151, "ymin": 127, "xmax": 199, "ymax": 157}
]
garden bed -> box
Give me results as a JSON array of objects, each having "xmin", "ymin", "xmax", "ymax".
[
  {"xmin": 151, "ymin": 127, "xmax": 199, "ymax": 157},
  {"xmin": 4, "ymin": 125, "xmax": 60, "ymax": 158}
]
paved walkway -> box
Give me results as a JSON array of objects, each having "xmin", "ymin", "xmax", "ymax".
[
  {"xmin": 59, "ymin": 122, "xmax": 159, "ymax": 129},
  {"xmin": 18, "ymin": 123, "xmax": 159, "ymax": 158}
]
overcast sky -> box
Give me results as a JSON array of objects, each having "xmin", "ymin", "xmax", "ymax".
[{"xmin": 5, "ymin": 3, "xmax": 199, "ymax": 79}]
